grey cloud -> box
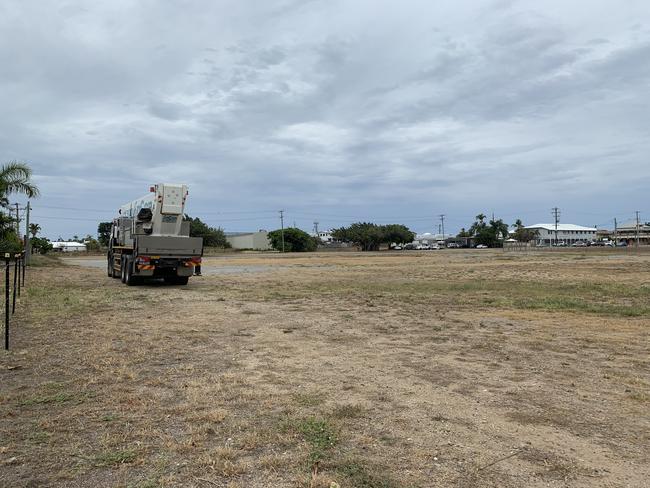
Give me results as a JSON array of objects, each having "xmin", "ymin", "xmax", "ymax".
[{"xmin": 1, "ymin": 0, "xmax": 649, "ymax": 239}]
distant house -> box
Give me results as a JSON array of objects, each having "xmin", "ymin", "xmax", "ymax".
[
  {"xmin": 225, "ymin": 231, "xmax": 272, "ymax": 250},
  {"xmin": 616, "ymin": 220, "xmax": 650, "ymax": 246},
  {"xmin": 52, "ymin": 241, "xmax": 87, "ymax": 252},
  {"xmin": 524, "ymin": 224, "xmax": 597, "ymax": 246}
]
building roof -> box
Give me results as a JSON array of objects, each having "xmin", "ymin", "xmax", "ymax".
[
  {"xmin": 524, "ymin": 223, "xmax": 597, "ymax": 232},
  {"xmin": 52, "ymin": 241, "xmax": 87, "ymax": 247},
  {"xmin": 617, "ymin": 220, "xmax": 650, "ymax": 231}
]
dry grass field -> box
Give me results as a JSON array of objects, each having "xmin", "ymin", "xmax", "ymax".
[{"xmin": 1, "ymin": 250, "xmax": 649, "ymax": 487}]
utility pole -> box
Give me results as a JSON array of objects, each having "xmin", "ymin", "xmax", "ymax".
[
  {"xmin": 279, "ymin": 210, "xmax": 285, "ymax": 253},
  {"xmin": 614, "ymin": 217, "xmax": 617, "ymax": 247},
  {"xmin": 439, "ymin": 214, "xmax": 445, "ymax": 240},
  {"xmin": 25, "ymin": 201, "xmax": 31, "ymax": 265},
  {"xmin": 552, "ymin": 207, "xmax": 560, "ymax": 247},
  {"xmin": 14, "ymin": 203, "xmax": 20, "ymax": 236},
  {"xmin": 636, "ymin": 211, "xmax": 640, "ymax": 248},
  {"xmin": 313, "ymin": 221, "xmax": 319, "ymax": 236}
]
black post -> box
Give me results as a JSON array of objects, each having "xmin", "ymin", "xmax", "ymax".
[
  {"xmin": 16, "ymin": 254, "xmax": 20, "ymax": 297},
  {"xmin": 5, "ymin": 255, "xmax": 10, "ymax": 350},
  {"xmin": 12, "ymin": 256, "xmax": 17, "ymax": 314},
  {"xmin": 21, "ymin": 253, "xmax": 25, "ymax": 286}
]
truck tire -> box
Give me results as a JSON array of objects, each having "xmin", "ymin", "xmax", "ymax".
[
  {"xmin": 107, "ymin": 255, "xmax": 113, "ymax": 277},
  {"xmin": 125, "ymin": 259, "xmax": 139, "ymax": 286},
  {"xmin": 121, "ymin": 258, "xmax": 127, "ymax": 283}
]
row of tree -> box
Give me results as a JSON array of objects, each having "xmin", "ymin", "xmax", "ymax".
[
  {"xmin": 264, "ymin": 223, "xmax": 416, "ymax": 252},
  {"xmin": 457, "ymin": 214, "xmax": 539, "ymax": 247}
]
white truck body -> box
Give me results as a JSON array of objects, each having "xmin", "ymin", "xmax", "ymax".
[{"xmin": 108, "ymin": 183, "xmax": 202, "ymax": 285}]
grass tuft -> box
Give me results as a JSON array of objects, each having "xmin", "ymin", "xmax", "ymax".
[{"xmin": 92, "ymin": 449, "xmax": 137, "ymax": 467}]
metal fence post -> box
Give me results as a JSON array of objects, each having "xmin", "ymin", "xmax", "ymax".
[
  {"xmin": 5, "ymin": 254, "xmax": 10, "ymax": 350},
  {"xmin": 12, "ymin": 256, "xmax": 17, "ymax": 314},
  {"xmin": 16, "ymin": 254, "xmax": 21, "ymax": 296},
  {"xmin": 21, "ymin": 252, "xmax": 25, "ymax": 286}
]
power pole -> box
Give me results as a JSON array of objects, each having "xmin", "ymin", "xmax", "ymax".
[
  {"xmin": 439, "ymin": 214, "xmax": 445, "ymax": 240},
  {"xmin": 313, "ymin": 221, "xmax": 319, "ymax": 236},
  {"xmin": 552, "ymin": 207, "xmax": 560, "ymax": 247},
  {"xmin": 636, "ymin": 211, "xmax": 640, "ymax": 248},
  {"xmin": 279, "ymin": 210, "xmax": 285, "ymax": 253},
  {"xmin": 614, "ymin": 217, "xmax": 617, "ymax": 247},
  {"xmin": 14, "ymin": 203, "xmax": 20, "ymax": 236},
  {"xmin": 25, "ymin": 201, "xmax": 31, "ymax": 265}
]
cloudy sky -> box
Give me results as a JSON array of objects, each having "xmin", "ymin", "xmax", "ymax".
[{"xmin": 2, "ymin": 0, "xmax": 649, "ymax": 239}]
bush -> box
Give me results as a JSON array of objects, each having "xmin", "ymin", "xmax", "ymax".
[
  {"xmin": 0, "ymin": 233, "xmax": 24, "ymax": 254},
  {"xmin": 267, "ymin": 228, "xmax": 317, "ymax": 252},
  {"xmin": 31, "ymin": 237, "xmax": 53, "ymax": 254}
]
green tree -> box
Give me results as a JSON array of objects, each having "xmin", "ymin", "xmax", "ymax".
[
  {"xmin": 267, "ymin": 227, "xmax": 317, "ymax": 252},
  {"xmin": 383, "ymin": 224, "xmax": 416, "ymax": 245},
  {"xmin": 511, "ymin": 219, "xmax": 539, "ymax": 242},
  {"xmin": 0, "ymin": 161, "xmax": 40, "ymax": 200},
  {"xmin": 31, "ymin": 236, "xmax": 53, "ymax": 254},
  {"xmin": 184, "ymin": 215, "xmax": 230, "ymax": 248},
  {"xmin": 331, "ymin": 222, "xmax": 415, "ymax": 251},
  {"xmin": 84, "ymin": 235, "xmax": 101, "ymax": 251},
  {"xmin": 29, "ymin": 223, "xmax": 41, "ymax": 238},
  {"xmin": 0, "ymin": 161, "xmax": 39, "ymax": 252},
  {"xmin": 97, "ymin": 222, "xmax": 112, "ymax": 246},
  {"xmin": 465, "ymin": 214, "xmax": 509, "ymax": 247}
]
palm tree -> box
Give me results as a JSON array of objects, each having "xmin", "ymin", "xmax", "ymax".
[
  {"xmin": 0, "ymin": 161, "xmax": 40, "ymax": 199},
  {"xmin": 29, "ymin": 223, "xmax": 41, "ymax": 238}
]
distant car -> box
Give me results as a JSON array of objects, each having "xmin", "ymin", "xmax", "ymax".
[
  {"xmin": 616, "ymin": 241, "xmax": 628, "ymax": 247},
  {"xmin": 476, "ymin": 244, "xmax": 488, "ymax": 249},
  {"xmin": 429, "ymin": 244, "xmax": 440, "ymax": 250},
  {"xmin": 447, "ymin": 243, "xmax": 460, "ymax": 249},
  {"xmin": 393, "ymin": 245, "xmax": 402, "ymax": 250},
  {"xmin": 572, "ymin": 241, "xmax": 587, "ymax": 247}
]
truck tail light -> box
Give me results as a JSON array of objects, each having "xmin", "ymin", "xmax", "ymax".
[{"xmin": 136, "ymin": 256, "xmax": 151, "ymax": 264}]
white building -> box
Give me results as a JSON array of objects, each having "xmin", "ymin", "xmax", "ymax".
[
  {"xmin": 524, "ymin": 224, "xmax": 597, "ymax": 246},
  {"xmin": 414, "ymin": 233, "xmax": 448, "ymax": 245},
  {"xmin": 52, "ymin": 241, "xmax": 87, "ymax": 252},
  {"xmin": 225, "ymin": 231, "xmax": 272, "ymax": 250},
  {"xmin": 315, "ymin": 230, "xmax": 334, "ymax": 243}
]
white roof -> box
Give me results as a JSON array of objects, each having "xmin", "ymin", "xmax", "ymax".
[
  {"xmin": 524, "ymin": 223, "xmax": 596, "ymax": 232},
  {"xmin": 52, "ymin": 241, "xmax": 87, "ymax": 247}
]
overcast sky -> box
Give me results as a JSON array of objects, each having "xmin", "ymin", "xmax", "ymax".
[{"xmin": 2, "ymin": 0, "xmax": 649, "ymax": 239}]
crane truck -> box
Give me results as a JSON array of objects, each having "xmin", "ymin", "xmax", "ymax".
[{"xmin": 107, "ymin": 183, "xmax": 203, "ymax": 285}]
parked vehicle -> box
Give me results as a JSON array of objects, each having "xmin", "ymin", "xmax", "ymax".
[
  {"xmin": 476, "ymin": 244, "xmax": 488, "ymax": 249},
  {"xmin": 447, "ymin": 242, "xmax": 460, "ymax": 249},
  {"xmin": 107, "ymin": 183, "xmax": 203, "ymax": 286}
]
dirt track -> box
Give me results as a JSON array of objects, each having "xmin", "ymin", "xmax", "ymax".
[{"xmin": 1, "ymin": 250, "xmax": 649, "ymax": 487}]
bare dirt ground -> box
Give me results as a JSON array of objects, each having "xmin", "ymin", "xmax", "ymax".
[{"xmin": 1, "ymin": 250, "xmax": 649, "ymax": 487}]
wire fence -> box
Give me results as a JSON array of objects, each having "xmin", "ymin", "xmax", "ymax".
[{"xmin": 2, "ymin": 252, "xmax": 26, "ymax": 350}]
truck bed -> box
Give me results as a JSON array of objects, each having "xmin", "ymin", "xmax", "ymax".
[{"xmin": 136, "ymin": 235, "xmax": 203, "ymax": 256}]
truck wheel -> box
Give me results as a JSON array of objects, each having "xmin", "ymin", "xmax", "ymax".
[
  {"xmin": 107, "ymin": 255, "xmax": 113, "ymax": 277},
  {"xmin": 175, "ymin": 276, "xmax": 189, "ymax": 286},
  {"xmin": 125, "ymin": 259, "xmax": 139, "ymax": 286},
  {"xmin": 121, "ymin": 258, "xmax": 127, "ymax": 283}
]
